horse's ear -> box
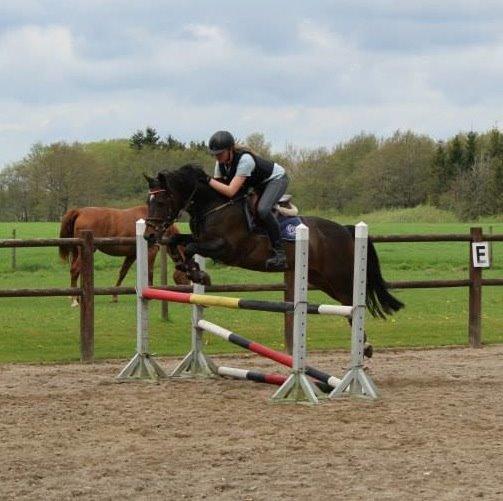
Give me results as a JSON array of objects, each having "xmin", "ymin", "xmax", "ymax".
[
  {"xmin": 157, "ymin": 172, "xmax": 168, "ymax": 188},
  {"xmin": 144, "ymin": 174, "xmax": 155, "ymax": 188}
]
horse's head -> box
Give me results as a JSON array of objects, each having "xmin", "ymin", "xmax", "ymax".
[
  {"xmin": 143, "ymin": 165, "xmax": 208, "ymax": 243},
  {"xmin": 143, "ymin": 172, "xmax": 181, "ymax": 244}
]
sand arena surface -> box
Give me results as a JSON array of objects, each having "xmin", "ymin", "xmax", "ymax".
[{"xmin": 1, "ymin": 345, "xmax": 502, "ymax": 500}]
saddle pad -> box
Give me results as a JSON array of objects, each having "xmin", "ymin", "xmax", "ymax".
[{"xmin": 279, "ymin": 216, "xmax": 303, "ymax": 241}]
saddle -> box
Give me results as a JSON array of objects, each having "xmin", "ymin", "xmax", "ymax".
[{"xmin": 242, "ymin": 195, "xmax": 302, "ymax": 242}]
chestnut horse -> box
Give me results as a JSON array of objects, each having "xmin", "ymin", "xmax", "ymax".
[
  {"xmin": 59, "ymin": 205, "xmax": 189, "ymax": 306},
  {"xmin": 144, "ymin": 164, "xmax": 404, "ymax": 356}
]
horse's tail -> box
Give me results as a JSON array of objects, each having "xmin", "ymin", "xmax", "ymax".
[
  {"xmin": 59, "ymin": 209, "xmax": 80, "ymax": 262},
  {"xmin": 345, "ymin": 225, "xmax": 404, "ymax": 319}
]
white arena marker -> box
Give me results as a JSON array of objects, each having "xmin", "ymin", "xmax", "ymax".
[{"xmin": 472, "ymin": 242, "xmax": 490, "ymax": 268}]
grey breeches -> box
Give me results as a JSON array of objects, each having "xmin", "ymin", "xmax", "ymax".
[{"xmin": 256, "ymin": 175, "xmax": 289, "ymax": 245}]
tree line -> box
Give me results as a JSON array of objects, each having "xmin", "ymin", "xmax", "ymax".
[{"xmin": 0, "ymin": 127, "xmax": 502, "ymax": 222}]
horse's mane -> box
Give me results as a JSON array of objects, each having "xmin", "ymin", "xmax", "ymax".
[
  {"xmin": 158, "ymin": 164, "xmax": 203, "ymax": 192},
  {"xmin": 157, "ymin": 163, "xmax": 227, "ymax": 204}
]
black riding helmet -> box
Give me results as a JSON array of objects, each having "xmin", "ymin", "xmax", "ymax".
[{"xmin": 208, "ymin": 130, "xmax": 235, "ymax": 155}]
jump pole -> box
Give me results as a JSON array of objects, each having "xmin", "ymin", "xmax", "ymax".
[
  {"xmin": 330, "ymin": 222, "xmax": 378, "ymax": 399},
  {"xmin": 117, "ymin": 219, "xmax": 168, "ymax": 381},
  {"xmin": 197, "ymin": 319, "xmax": 341, "ymax": 389},
  {"xmin": 217, "ymin": 366, "xmax": 333, "ymax": 393},
  {"xmin": 142, "ymin": 288, "xmax": 353, "ymax": 317}
]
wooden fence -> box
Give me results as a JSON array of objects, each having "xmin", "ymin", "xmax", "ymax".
[{"xmin": 0, "ymin": 228, "xmax": 502, "ymax": 362}]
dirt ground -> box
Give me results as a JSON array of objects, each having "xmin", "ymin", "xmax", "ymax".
[{"xmin": 1, "ymin": 346, "xmax": 502, "ymax": 500}]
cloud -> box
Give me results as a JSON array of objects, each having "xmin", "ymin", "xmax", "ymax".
[{"xmin": 0, "ymin": 1, "xmax": 502, "ymax": 168}]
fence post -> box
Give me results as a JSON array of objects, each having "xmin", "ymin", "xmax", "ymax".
[
  {"xmin": 284, "ymin": 269, "xmax": 294, "ymax": 354},
  {"xmin": 80, "ymin": 230, "xmax": 94, "ymax": 362},
  {"xmin": 469, "ymin": 227, "xmax": 483, "ymax": 348},
  {"xmin": 160, "ymin": 245, "xmax": 169, "ymax": 320},
  {"xmin": 11, "ymin": 229, "xmax": 16, "ymax": 271}
]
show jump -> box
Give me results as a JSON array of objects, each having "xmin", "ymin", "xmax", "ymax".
[{"xmin": 117, "ymin": 219, "xmax": 377, "ymax": 405}]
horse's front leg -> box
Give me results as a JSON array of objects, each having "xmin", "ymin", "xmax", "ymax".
[
  {"xmin": 165, "ymin": 233, "xmax": 193, "ymax": 271},
  {"xmin": 183, "ymin": 238, "xmax": 228, "ymax": 285}
]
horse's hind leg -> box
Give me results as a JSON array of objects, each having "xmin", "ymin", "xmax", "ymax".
[
  {"xmin": 113, "ymin": 255, "xmax": 136, "ymax": 302},
  {"xmin": 311, "ymin": 270, "xmax": 374, "ymax": 359},
  {"xmin": 346, "ymin": 318, "xmax": 373, "ymax": 359},
  {"xmin": 70, "ymin": 250, "xmax": 81, "ymax": 307},
  {"xmin": 331, "ymin": 284, "xmax": 375, "ymax": 358}
]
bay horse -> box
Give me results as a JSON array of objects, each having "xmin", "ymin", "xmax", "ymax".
[
  {"xmin": 59, "ymin": 205, "xmax": 190, "ymax": 307},
  {"xmin": 144, "ymin": 164, "xmax": 404, "ymax": 356}
]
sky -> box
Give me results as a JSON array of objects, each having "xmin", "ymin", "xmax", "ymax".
[{"xmin": 1, "ymin": 0, "xmax": 503, "ymax": 169}]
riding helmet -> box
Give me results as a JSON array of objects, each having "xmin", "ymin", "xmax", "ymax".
[{"xmin": 208, "ymin": 130, "xmax": 235, "ymax": 155}]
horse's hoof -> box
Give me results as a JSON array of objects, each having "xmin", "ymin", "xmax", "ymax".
[
  {"xmin": 71, "ymin": 300, "xmax": 79, "ymax": 308},
  {"xmin": 173, "ymin": 269, "xmax": 191, "ymax": 286},
  {"xmin": 364, "ymin": 343, "xmax": 373, "ymax": 359},
  {"xmin": 111, "ymin": 296, "xmax": 118, "ymax": 303},
  {"xmin": 200, "ymin": 271, "xmax": 212, "ymax": 286},
  {"xmin": 189, "ymin": 270, "xmax": 212, "ymax": 286}
]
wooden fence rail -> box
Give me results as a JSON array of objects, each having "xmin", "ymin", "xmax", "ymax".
[{"xmin": 0, "ymin": 228, "xmax": 502, "ymax": 361}]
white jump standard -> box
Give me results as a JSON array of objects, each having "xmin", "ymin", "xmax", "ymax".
[
  {"xmin": 117, "ymin": 219, "xmax": 168, "ymax": 381},
  {"xmin": 330, "ymin": 222, "xmax": 378, "ymax": 399}
]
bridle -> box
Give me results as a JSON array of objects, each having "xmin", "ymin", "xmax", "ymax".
[{"xmin": 145, "ymin": 185, "xmax": 199, "ymax": 233}]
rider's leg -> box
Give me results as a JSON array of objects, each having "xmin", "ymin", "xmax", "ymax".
[{"xmin": 256, "ymin": 175, "xmax": 289, "ymax": 270}]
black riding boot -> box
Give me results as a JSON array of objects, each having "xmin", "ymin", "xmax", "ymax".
[{"xmin": 266, "ymin": 241, "xmax": 287, "ymax": 271}]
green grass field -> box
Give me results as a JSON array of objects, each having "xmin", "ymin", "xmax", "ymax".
[{"xmin": 0, "ymin": 217, "xmax": 502, "ymax": 363}]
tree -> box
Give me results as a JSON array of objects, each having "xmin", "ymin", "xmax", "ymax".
[
  {"xmin": 144, "ymin": 127, "xmax": 160, "ymax": 147},
  {"xmin": 129, "ymin": 130, "xmax": 145, "ymax": 150},
  {"xmin": 448, "ymin": 159, "xmax": 495, "ymax": 220},
  {"xmin": 465, "ymin": 131, "xmax": 478, "ymax": 170},
  {"xmin": 489, "ymin": 153, "xmax": 503, "ymax": 213},
  {"xmin": 188, "ymin": 140, "xmax": 207, "ymax": 151},
  {"xmin": 447, "ymin": 134, "xmax": 464, "ymax": 175},
  {"xmin": 162, "ymin": 134, "xmax": 186, "ymax": 150},
  {"xmin": 0, "ymin": 164, "xmax": 33, "ymax": 221},
  {"xmin": 129, "ymin": 127, "xmax": 161, "ymax": 150},
  {"xmin": 431, "ymin": 141, "xmax": 448, "ymax": 200},
  {"xmin": 359, "ymin": 131, "xmax": 435, "ymax": 211},
  {"xmin": 245, "ymin": 133, "xmax": 272, "ymax": 157},
  {"xmin": 488, "ymin": 128, "xmax": 503, "ymax": 158}
]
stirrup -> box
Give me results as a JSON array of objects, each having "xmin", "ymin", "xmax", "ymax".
[{"xmin": 265, "ymin": 250, "xmax": 287, "ymax": 271}]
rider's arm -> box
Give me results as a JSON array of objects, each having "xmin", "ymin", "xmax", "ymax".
[
  {"xmin": 209, "ymin": 176, "xmax": 247, "ymax": 198},
  {"xmin": 209, "ymin": 153, "xmax": 254, "ymax": 197}
]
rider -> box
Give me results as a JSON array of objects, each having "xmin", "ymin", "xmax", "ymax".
[{"xmin": 207, "ymin": 130, "xmax": 288, "ymax": 271}]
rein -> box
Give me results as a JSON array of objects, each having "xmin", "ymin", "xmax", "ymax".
[
  {"xmin": 201, "ymin": 193, "xmax": 249, "ymax": 219},
  {"xmin": 147, "ymin": 181, "xmax": 249, "ymax": 232}
]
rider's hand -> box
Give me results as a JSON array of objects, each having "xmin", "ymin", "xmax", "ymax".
[{"xmin": 198, "ymin": 173, "xmax": 211, "ymax": 185}]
